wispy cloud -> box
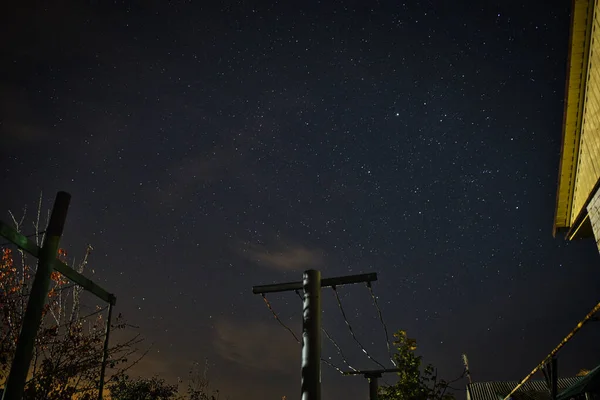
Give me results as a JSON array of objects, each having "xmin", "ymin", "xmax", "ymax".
[
  {"xmin": 1, "ymin": 121, "xmax": 48, "ymax": 144},
  {"xmin": 0, "ymin": 84, "xmax": 50, "ymax": 149},
  {"xmin": 239, "ymin": 241, "xmax": 325, "ymax": 271},
  {"xmin": 214, "ymin": 318, "xmax": 299, "ymax": 372},
  {"xmin": 126, "ymin": 349, "xmax": 179, "ymax": 380}
]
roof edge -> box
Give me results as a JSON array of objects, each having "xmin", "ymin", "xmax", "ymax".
[{"xmin": 554, "ymin": 0, "xmax": 595, "ymax": 237}]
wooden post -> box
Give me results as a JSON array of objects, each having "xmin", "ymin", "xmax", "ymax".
[
  {"xmin": 343, "ymin": 368, "xmax": 402, "ymax": 400},
  {"xmin": 551, "ymin": 357, "xmax": 558, "ymax": 400},
  {"xmin": 301, "ymin": 270, "xmax": 321, "ymax": 400},
  {"xmin": 98, "ymin": 298, "xmax": 115, "ymax": 400},
  {"xmin": 253, "ymin": 271, "xmax": 377, "ymax": 400},
  {"xmin": 2, "ymin": 191, "xmax": 71, "ymax": 400},
  {"xmin": 0, "ymin": 192, "xmax": 117, "ymax": 399},
  {"xmin": 368, "ymin": 373, "xmax": 380, "ymax": 400}
]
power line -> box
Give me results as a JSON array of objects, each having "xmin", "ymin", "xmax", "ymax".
[
  {"xmin": 259, "ymin": 292, "xmax": 346, "ymax": 374},
  {"xmin": 321, "ymin": 357, "xmax": 345, "ymax": 375},
  {"xmin": 261, "ymin": 294, "xmax": 300, "ymax": 343},
  {"xmin": 331, "ymin": 285, "xmax": 386, "ymax": 369},
  {"xmin": 322, "ymin": 327, "xmax": 358, "ymax": 372},
  {"xmin": 366, "ymin": 282, "xmax": 396, "ymax": 367},
  {"xmin": 295, "ymin": 290, "xmax": 357, "ymax": 372}
]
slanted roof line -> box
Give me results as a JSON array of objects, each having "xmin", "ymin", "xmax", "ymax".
[{"xmin": 554, "ymin": 0, "xmax": 595, "ymax": 236}]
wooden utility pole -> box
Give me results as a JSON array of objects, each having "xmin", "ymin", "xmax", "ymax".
[
  {"xmin": 302, "ymin": 270, "xmax": 321, "ymax": 400},
  {"xmin": 552, "ymin": 357, "xmax": 558, "ymax": 400},
  {"xmin": 542, "ymin": 356, "xmax": 559, "ymax": 400},
  {"xmin": 0, "ymin": 192, "xmax": 117, "ymax": 400},
  {"xmin": 98, "ymin": 300, "xmax": 115, "ymax": 400},
  {"xmin": 253, "ymin": 270, "xmax": 377, "ymax": 400},
  {"xmin": 3, "ymin": 191, "xmax": 71, "ymax": 400},
  {"xmin": 343, "ymin": 368, "xmax": 403, "ymax": 400}
]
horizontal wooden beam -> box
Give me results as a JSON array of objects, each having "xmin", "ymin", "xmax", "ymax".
[
  {"xmin": 0, "ymin": 220, "xmax": 116, "ymax": 305},
  {"xmin": 343, "ymin": 368, "xmax": 402, "ymax": 376},
  {"xmin": 53, "ymin": 262, "xmax": 115, "ymax": 305},
  {"xmin": 253, "ymin": 272, "xmax": 377, "ymax": 294},
  {"xmin": 0, "ymin": 221, "xmax": 39, "ymax": 256}
]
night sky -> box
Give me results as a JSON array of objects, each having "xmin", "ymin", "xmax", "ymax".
[{"xmin": 2, "ymin": 1, "xmax": 600, "ymax": 399}]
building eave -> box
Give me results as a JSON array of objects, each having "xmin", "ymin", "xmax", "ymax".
[{"xmin": 554, "ymin": 0, "xmax": 595, "ymax": 236}]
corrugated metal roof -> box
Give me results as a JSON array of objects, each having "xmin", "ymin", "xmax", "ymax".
[
  {"xmin": 557, "ymin": 365, "xmax": 600, "ymax": 400},
  {"xmin": 467, "ymin": 378, "xmax": 583, "ymax": 400}
]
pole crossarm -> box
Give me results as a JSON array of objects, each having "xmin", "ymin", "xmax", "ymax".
[
  {"xmin": 252, "ymin": 272, "xmax": 377, "ymax": 294},
  {"xmin": 0, "ymin": 221, "xmax": 40, "ymax": 256},
  {"xmin": 344, "ymin": 367, "xmax": 401, "ymax": 400},
  {"xmin": 343, "ymin": 368, "xmax": 403, "ymax": 377},
  {"xmin": 0, "ymin": 220, "xmax": 116, "ymax": 305},
  {"xmin": 253, "ymin": 270, "xmax": 378, "ymax": 400}
]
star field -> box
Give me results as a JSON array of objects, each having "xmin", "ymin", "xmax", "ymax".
[{"xmin": 1, "ymin": 1, "xmax": 600, "ymax": 399}]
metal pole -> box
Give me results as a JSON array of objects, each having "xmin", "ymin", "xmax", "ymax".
[
  {"xmin": 551, "ymin": 357, "xmax": 558, "ymax": 400},
  {"xmin": 98, "ymin": 298, "xmax": 115, "ymax": 400},
  {"xmin": 368, "ymin": 374, "xmax": 380, "ymax": 400},
  {"xmin": 301, "ymin": 269, "xmax": 321, "ymax": 400},
  {"xmin": 3, "ymin": 191, "xmax": 71, "ymax": 400},
  {"xmin": 344, "ymin": 369, "xmax": 400, "ymax": 400}
]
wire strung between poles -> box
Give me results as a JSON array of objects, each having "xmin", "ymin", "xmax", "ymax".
[
  {"xmin": 321, "ymin": 357, "xmax": 345, "ymax": 375},
  {"xmin": 294, "ymin": 290, "xmax": 357, "ymax": 372},
  {"xmin": 261, "ymin": 294, "xmax": 301, "ymax": 343},
  {"xmin": 366, "ymin": 282, "xmax": 396, "ymax": 367},
  {"xmin": 331, "ymin": 285, "xmax": 386, "ymax": 369},
  {"xmin": 260, "ymin": 293, "xmax": 347, "ymax": 374}
]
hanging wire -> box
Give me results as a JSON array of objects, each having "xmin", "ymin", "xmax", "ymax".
[
  {"xmin": 321, "ymin": 357, "xmax": 345, "ymax": 375},
  {"xmin": 261, "ymin": 294, "xmax": 301, "ymax": 343},
  {"xmin": 441, "ymin": 368, "xmax": 468, "ymax": 392},
  {"xmin": 366, "ymin": 282, "xmax": 396, "ymax": 367},
  {"xmin": 331, "ymin": 285, "xmax": 386, "ymax": 369},
  {"xmin": 295, "ymin": 290, "xmax": 357, "ymax": 372},
  {"xmin": 259, "ymin": 292, "xmax": 346, "ymax": 374},
  {"xmin": 322, "ymin": 328, "xmax": 358, "ymax": 372}
]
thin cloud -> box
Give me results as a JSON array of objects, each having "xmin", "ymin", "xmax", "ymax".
[
  {"xmin": 240, "ymin": 241, "xmax": 325, "ymax": 271},
  {"xmin": 1, "ymin": 121, "xmax": 47, "ymax": 143},
  {"xmin": 214, "ymin": 318, "xmax": 299, "ymax": 373},
  {"xmin": 0, "ymin": 84, "xmax": 50, "ymax": 148},
  {"xmin": 126, "ymin": 350, "xmax": 179, "ymax": 381}
]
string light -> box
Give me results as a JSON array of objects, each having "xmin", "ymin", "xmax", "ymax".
[
  {"xmin": 366, "ymin": 282, "xmax": 396, "ymax": 367},
  {"xmin": 331, "ymin": 285, "xmax": 386, "ymax": 369}
]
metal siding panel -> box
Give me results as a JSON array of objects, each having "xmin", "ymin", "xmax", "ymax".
[
  {"xmin": 587, "ymin": 175, "xmax": 600, "ymax": 253},
  {"xmin": 556, "ymin": 0, "xmax": 594, "ymax": 230},
  {"xmin": 572, "ymin": 0, "xmax": 600, "ymax": 222}
]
